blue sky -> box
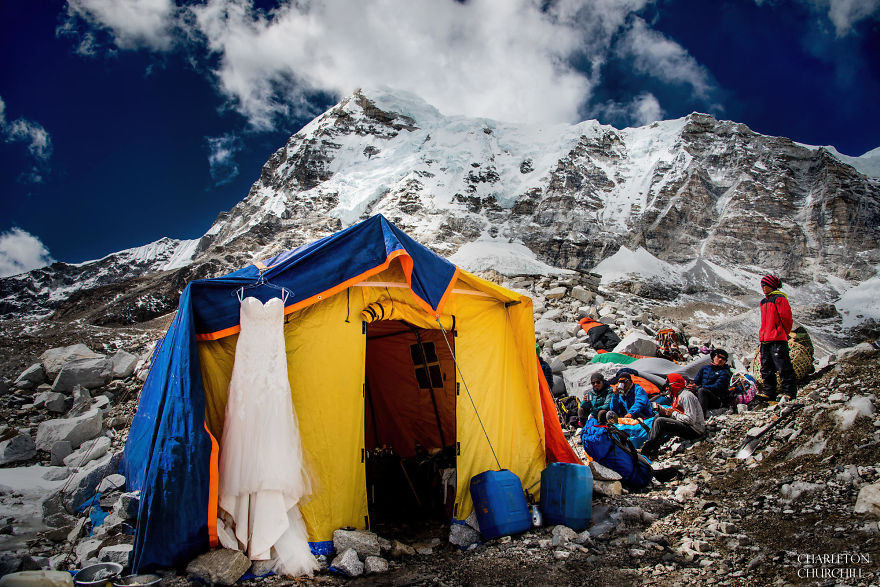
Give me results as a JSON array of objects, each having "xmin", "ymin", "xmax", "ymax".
[{"xmin": 1, "ymin": 0, "xmax": 878, "ymax": 275}]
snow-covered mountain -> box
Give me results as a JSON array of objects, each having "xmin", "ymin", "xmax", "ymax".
[{"xmin": 3, "ymin": 88, "xmax": 879, "ymax": 330}]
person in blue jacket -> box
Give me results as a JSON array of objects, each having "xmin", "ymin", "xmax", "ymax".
[
  {"xmin": 689, "ymin": 348, "xmax": 733, "ymax": 414},
  {"xmin": 578, "ymin": 372, "xmax": 613, "ymax": 425},
  {"xmin": 609, "ymin": 373, "xmax": 653, "ymax": 420}
]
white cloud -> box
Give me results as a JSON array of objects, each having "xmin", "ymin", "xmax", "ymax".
[
  {"xmin": 64, "ymin": 0, "xmax": 177, "ymax": 51},
  {"xmin": 755, "ymin": 0, "xmax": 880, "ymax": 36},
  {"xmin": 0, "ymin": 96, "xmax": 53, "ymax": 184},
  {"xmin": 0, "ymin": 97, "xmax": 53, "ymax": 161},
  {"xmin": 825, "ymin": 0, "xmax": 880, "ymax": 35},
  {"xmin": 188, "ymin": 0, "xmax": 613, "ymax": 127},
  {"xmin": 618, "ymin": 17, "xmax": 713, "ymax": 99},
  {"xmin": 206, "ymin": 133, "xmax": 243, "ymax": 186},
  {"xmin": 595, "ymin": 93, "xmax": 664, "ymax": 126},
  {"xmin": 62, "ymin": 0, "xmax": 724, "ymax": 130},
  {"xmin": 0, "ymin": 228, "xmax": 55, "ymax": 277}
]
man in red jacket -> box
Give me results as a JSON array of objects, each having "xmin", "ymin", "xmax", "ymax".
[{"xmin": 757, "ymin": 274, "xmax": 796, "ymax": 400}]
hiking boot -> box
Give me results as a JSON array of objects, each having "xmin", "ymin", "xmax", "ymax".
[{"xmin": 756, "ymin": 391, "xmax": 776, "ymax": 402}]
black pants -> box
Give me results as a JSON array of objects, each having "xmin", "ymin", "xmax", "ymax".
[
  {"xmin": 641, "ymin": 417, "xmax": 702, "ymax": 456},
  {"xmin": 760, "ymin": 341, "xmax": 796, "ymax": 398},
  {"xmin": 697, "ymin": 387, "xmax": 727, "ymax": 413}
]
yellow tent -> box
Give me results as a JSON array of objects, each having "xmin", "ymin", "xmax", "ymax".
[{"xmin": 123, "ymin": 215, "xmax": 572, "ymax": 567}]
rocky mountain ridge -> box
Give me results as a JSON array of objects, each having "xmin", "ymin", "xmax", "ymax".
[{"xmin": 2, "ymin": 88, "xmax": 878, "ymax": 339}]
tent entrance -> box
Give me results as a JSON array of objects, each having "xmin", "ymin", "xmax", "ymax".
[{"xmin": 364, "ymin": 320, "xmax": 457, "ymax": 534}]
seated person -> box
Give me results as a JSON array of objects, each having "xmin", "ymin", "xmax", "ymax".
[
  {"xmin": 641, "ymin": 373, "xmax": 705, "ymax": 458},
  {"xmin": 608, "ymin": 373, "xmax": 653, "ymax": 420},
  {"xmin": 689, "ymin": 349, "xmax": 733, "ymax": 413},
  {"xmin": 578, "ymin": 372, "xmax": 613, "ymax": 425}
]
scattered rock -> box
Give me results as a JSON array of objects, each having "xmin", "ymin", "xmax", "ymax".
[
  {"xmin": 389, "ymin": 540, "xmax": 416, "ymax": 558},
  {"xmin": 186, "ymin": 548, "xmax": 251, "ymax": 586},
  {"xmin": 50, "ymin": 440, "xmax": 73, "ymax": 466},
  {"xmin": 854, "ymin": 482, "xmax": 880, "ymax": 517},
  {"xmin": 551, "ymin": 525, "xmax": 578, "ymax": 545},
  {"xmin": 35, "ymin": 408, "xmax": 103, "ymax": 451},
  {"xmin": 97, "ymin": 473, "xmax": 126, "ymax": 493},
  {"xmin": 364, "ymin": 555, "xmax": 389, "ymax": 574},
  {"xmin": 40, "ymin": 344, "xmax": 104, "ymax": 381},
  {"xmin": 63, "ymin": 436, "xmax": 111, "ymax": 468},
  {"xmin": 332, "ymin": 529, "xmax": 381, "ymax": 557},
  {"xmin": 51, "ymin": 358, "xmax": 112, "ymax": 393},
  {"xmin": 330, "ymin": 548, "xmax": 363, "ymax": 577},
  {"xmin": 110, "ymin": 350, "xmax": 139, "ymax": 379},
  {"xmin": 14, "ymin": 364, "xmax": 46, "ymax": 390},
  {"xmin": 97, "ymin": 544, "xmax": 132, "ymax": 566},
  {"xmin": 0, "ymin": 433, "xmax": 36, "ymax": 466},
  {"xmin": 448, "ymin": 522, "xmax": 481, "ymax": 547}
]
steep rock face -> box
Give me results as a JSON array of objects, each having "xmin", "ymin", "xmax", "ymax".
[{"xmin": 2, "ymin": 88, "xmax": 878, "ymax": 325}]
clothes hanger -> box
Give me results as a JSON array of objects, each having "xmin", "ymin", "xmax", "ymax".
[{"xmin": 234, "ymin": 271, "xmax": 293, "ymax": 304}]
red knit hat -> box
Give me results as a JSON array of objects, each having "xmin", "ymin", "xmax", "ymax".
[
  {"xmin": 666, "ymin": 373, "xmax": 686, "ymax": 394},
  {"xmin": 761, "ymin": 274, "xmax": 782, "ymax": 289}
]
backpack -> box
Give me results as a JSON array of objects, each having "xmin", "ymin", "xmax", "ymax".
[
  {"xmin": 729, "ymin": 373, "xmax": 757, "ymax": 405},
  {"xmin": 656, "ymin": 328, "xmax": 685, "ymax": 362},
  {"xmin": 581, "ymin": 420, "xmax": 653, "ymax": 490},
  {"xmin": 614, "ymin": 417, "xmax": 653, "ymax": 450},
  {"xmin": 555, "ymin": 396, "xmax": 580, "ymax": 427}
]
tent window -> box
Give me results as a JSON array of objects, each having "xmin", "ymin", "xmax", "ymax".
[{"xmin": 410, "ymin": 342, "xmax": 444, "ymax": 389}]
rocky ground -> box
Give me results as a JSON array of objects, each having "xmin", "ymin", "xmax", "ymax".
[{"xmin": 0, "ymin": 274, "xmax": 878, "ymax": 586}]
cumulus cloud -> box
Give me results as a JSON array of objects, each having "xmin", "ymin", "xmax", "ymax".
[
  {"xmin": 63, "ymin": 0, "xmax": 178, "ymax": 51},
  {"xmin": 206, "ymin": 133, "xmax": 243, "ymax": 186},
  {"xmin": 0, "ymin": 228, "xmax": 55, "ymax": 277},
  {"xmin": 187, "ymin": 0, "xmax": 610, "ymax": 127},
  {"xmin": 61, "ymin": 0, "xmax": 724, "ymax": 130}
]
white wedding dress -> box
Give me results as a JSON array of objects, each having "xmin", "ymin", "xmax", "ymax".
[{"xmin": 218, "ymin": 296, "xmax": 319, "ymax": 577}]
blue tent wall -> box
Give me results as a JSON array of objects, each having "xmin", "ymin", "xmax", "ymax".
[
  {"xmin": 120, "ymin": 215, "xmax": 458, "ymax": 570},
  {"xmin": 121, "ymin": 286, "xmax": 215, "ymax": 570}
]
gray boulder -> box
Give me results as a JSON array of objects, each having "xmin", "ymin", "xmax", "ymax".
[
  {"xmin": 41, "ymin": 344, "xmax": 104, "ymax": 380},
  {"xmin": 97, "ymin": 473, "xmax": 125, "ymax": 493},
  {"xmin": 65, "ymin": 386, "xmax": 94, "ymax": 417},
  {"xmin": 186, "ymin": 548, "xmax": 251, "ymax": 586},
  {"xmin": 112, "ymin": 492, "xmax": 140, "ymax": 520},
  {"xmin": 14, "ymin": 364, "xmax": 46, "ymax": 390},
  {"xmin": 105, "ymin": 546, "xmax": 140, "ymax": 569},
  {"xmin": 110, "ymin": 351, "xmax": 138, "ymax": 379},
  {"xmin": 333, "ymin": 528, "xmax": 381, "ymax": 556},
  {"xmin": 36, "ymin": 409, "xmax": 103, "ymax": 451},
  {"xmin": 52, "ymin": 359, "xmax": 112, "ymax": 393},
  {"xmin": 330, "ymin": 548, "xmax": 363, "ymax": 577},
  {"xmin": 34, "ymin": 391, "xmax": 70, "ymax": 414},
  {"xmin": 364, "ymin": 556, "xmax": 389, "ymax": 574},
  {"xmin": 0, "ymin": 433, "xmax": 36, "ymax": 465},
  {"xmin": 570, "ymin": 285, "xmax": 594, "ymax": 304},
  {"xmin": 551, "ymin": 525, "xmax": 578, "ymax": 546},
  {"xmin": 41, "ymin": 512, "xmax": 78, "ymax": 542},
  {"xmin": 612, "ymin": 331, "xmax": 658, "ymax": 357},
  {"xmin": 61, "ymin": 452, "xmax": 117, "ymax": 513},
  {"xmin": 448, "ymin": 523, "xmax": 481, "ymax": 547},
  {"xmin": 63, "ymin": 436, "xmax": 110, "ymax": 468},
  {"xmin": 51, "ymin": 441, "xmax": 73, "ymax": 466},
  {"xmin": 75, "ymin": 538, "xmax": 103, "ymax": 565}
]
